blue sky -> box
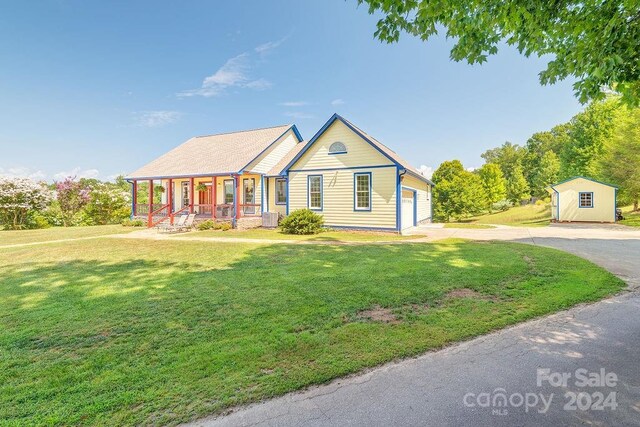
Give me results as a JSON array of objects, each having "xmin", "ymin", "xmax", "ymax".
[{"xmin": 0, "ymin": 0, "xmax": 583, "ymax": 181}]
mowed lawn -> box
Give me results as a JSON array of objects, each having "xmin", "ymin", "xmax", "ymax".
[
  {"xmin": 465, "ymin": 204, "xmax": 552, "ymax": 227},
  {"xmin": 0, "ymin": 224, "xmax": 132, "ymax": 246},
  {"xmin": 0, "ymin": 235, "xmax": 623, "ymax": 425},
  {"xmin": 177, "ymin": 228, "xmax": 422, "ymax": 242}
]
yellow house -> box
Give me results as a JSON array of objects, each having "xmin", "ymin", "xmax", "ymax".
[
  {"xmin": 549, "ymin": 176, "xmax": 618, "ymax": 223},
  {"xmin": 126, "ymin": 114, "xmax": 433, "ymax": 232}
]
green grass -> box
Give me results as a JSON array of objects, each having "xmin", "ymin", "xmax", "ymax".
[
  {"xmin": 467, "ymin": 204, "xmax": 552, "ymax": 227},
  {"xmin": 0, "ymin": 225, "xmax": 133, "ymax": 246},
  {"xmin": 178, "ymin": 227, "xmax": 422, "ymax": 242},
  {"xmin": 620, "ymin": 206, "xmax": 640, "ymax": 227},
  {"xmin": 443, "ymin": 223, "xmax": 495, "ymax": 229},
  {"xmin": 0, "ymin": 235, "xmax": 623, "ymax": 425}
]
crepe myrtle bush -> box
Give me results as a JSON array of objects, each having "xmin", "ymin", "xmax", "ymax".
[
  {"xmin": 0, "ymin": 177, "xmax": 54, "ymax": 230},
  {"xmin": 55, "ymin": 177, "xmax": 91, "ymax": 226},
  {"xmin": 280, "ymin": 209, "xmax": 325, "ymax": 235}
]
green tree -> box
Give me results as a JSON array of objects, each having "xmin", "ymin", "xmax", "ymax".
[
  {"xmin": 506, "ymin": 165, "xmax": 530, "ymax": 204},
  {"xmin": 478, "ymin": 163, "xmax": 506, "ymax": 212},
  {"xmin": 559, "ymin": 98, "xmax": 620, "ymax": 179},
  {"xmin": 529, "ymin": 151, "xmax": 561, "ymax": 198},
  {"xmin": 481, "ymin": 142, "xmax": 526, "ymax": 182},
  {"xmin": 600, "ymin": 107, "xmax": 640, "ymax": 210},
  {"xmin": 432, "ymin": 160, "xmax": 484, "ymax": 221},
  {"xmin": 357, "ymin": 0, "xmax": 640, "ymax": 104}
]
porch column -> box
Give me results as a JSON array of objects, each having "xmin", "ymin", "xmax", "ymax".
[
  {"xmin": 131, "ymin": 180, "xmax": 137, "ymax": 218},
  {"xmin": 235, "ymin": 174, "xmax": 241, "ymax": 219},
  {"xmin": 168, "ymin": 178, "xmax": 174, "ymax": 225},
  {"xmin": 189, "ymin": 177, "xmax": 195, "ymax": 214},
  {"xmin": 211, "ymin": 176, "xmax": 216, "ymax": 219},
  {"xmin": 148, "ymin": 179, "xmax": 154, "ymax": 227}
]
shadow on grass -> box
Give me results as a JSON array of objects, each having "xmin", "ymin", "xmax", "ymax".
[{"xmin": 0, "ymin": 240, "xmax": 625, "ymax": 425}]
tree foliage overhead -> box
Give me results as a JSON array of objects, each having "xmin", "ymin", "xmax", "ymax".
[{"xmin": 358, "ymin": 0, "xmax": 640, "ymax": 104}]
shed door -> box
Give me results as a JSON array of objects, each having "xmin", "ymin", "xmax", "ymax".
[{"xmin": 401, "ymin": 189, "xmax": 415, "ymax": 229}]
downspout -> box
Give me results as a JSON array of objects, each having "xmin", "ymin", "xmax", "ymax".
[
  {"xmin": 552, "ymin": 188, "xmax": 560, "ymax": 222},
  {"xmin": 397, "ymin": 168, "xmax": 406, "ymax": 233}
]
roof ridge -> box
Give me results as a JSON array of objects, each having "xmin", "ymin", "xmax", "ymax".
[{"xmin": 194, "ymin": 124, "xmax": 292, "ymax": 139}]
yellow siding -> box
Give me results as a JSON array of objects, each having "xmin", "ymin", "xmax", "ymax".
[
  {"xmin": 245, "ymin": 130, "xmax": 298, "ymax": 174},
  {"xmin": 265, "ymin": 177, "xmax": 287, "ymax": 216},
  {"xmin": 288, "ymin": 167, "xmax": 398, "ymax": 229},
  {"xmin": 401, "ymin": 174, "xmax": 432, "ymax": 223},
  {"xmin": 291, "ymin": 120, "xmax": 394, "ymax": 170},
  {"xmin": 285, "ymin": 119, "xmax": 399, "ymax": 229},
  {"xmin": 555, "ymin": 178, "xmax": 616, "ymax": 222}
]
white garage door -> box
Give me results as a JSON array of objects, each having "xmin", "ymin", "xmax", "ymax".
[{"xmin": 401, "ymin": 189, "xmax": 415, "ymax": 229}]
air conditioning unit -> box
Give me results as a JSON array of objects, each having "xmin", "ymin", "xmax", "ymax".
[{"xmin": 262, "ymin": 212, "xmax": 279, "ymax": 228}]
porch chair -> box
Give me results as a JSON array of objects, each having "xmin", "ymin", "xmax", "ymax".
[
  {"xmin": 157, "ymin": 214, "xmax": 187, "ymax": 233},
  {"xmin": 175, "ymin": 213, "xmax": 197, "ymax": 232}
]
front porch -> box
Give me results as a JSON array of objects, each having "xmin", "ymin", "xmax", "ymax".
[{"xmin": 130, "ymin": 173, "xmax": 264, "ymax": 228}]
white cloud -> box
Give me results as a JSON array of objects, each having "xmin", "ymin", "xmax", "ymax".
[
  {"xmin": 134, "ymin": 111, "xmax": 182, "ymax": 127},
  {"xmin": 284, "ymin": 111, "xmax": 315, "ymax": 120},
  {"xmin": 418, "ymin": 165, "xmax": 433, "ymax": 179},
  {"xmin": 0, "ymin": 167, "xmax": 46, "ymax": 181},
  {"xmin": 331, "ymin": 99, "xmax": 345, "ymax": 106},
  {"xmin": 279, "ymin": 101, "xmax": 308, "ymax": 107},
  {"xmin": 178, "ymin": 37, "xmax": 287, "ymax": 98},
  {"xmin": 255, "ymin": 35, "xmax": 289, "ymax": 57},
  {"xmin": 53, "ymin": 168, "xmax": 100, "ymax": 181}
]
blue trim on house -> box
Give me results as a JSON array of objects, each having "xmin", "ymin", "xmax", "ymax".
[
  {"xmin": 405, "ymin": 169, "xmax": 435, "ymax": 186},
  {"xmin": 130, "ymin": 181, "xmax": 135, "ymax": 219},
  {"xmin": 550, "ymin": 176, "xmax": 618, "ymax": 189},
  {"xmin": 307, "ymin": 175, "xmax": 323, "ymax": 211},
  {"xmin": 288, "ymin": 164, "xmax": 395, "ymax": 173},
  {"xmin": 328, "ymin": 151, "xmax": 347, "ymax": 155},
  {"xmin": 396, "ymin": 168, "xmax": 403, "ymax": 231},
  {"xmin": 275, "ymin": 178, "xmax": 287, "ymax": 205},
  {"xmin": 578, "ymin": 191, "xmax": 594, "ymax": 208},
  {"xmin": 353, "ymin": 172, "xmax": 372, "ymax": 212},
  {"xmin": 237, "ymin": 124, "xmax": 303, "ymax": 174},
  {"xmin": 325, "ymin": 225, "xmax": 398, "ymax": 232}
]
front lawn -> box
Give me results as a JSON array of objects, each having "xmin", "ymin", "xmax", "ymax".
[
  {"xmin": 0, "ymin": 224, "xmax": 133, "ymax": 246},
  {"xmin": 0, "ymin": 237, "xmax": 623, "ymax": 425},
  {"xmin": 179, "ymin": 227, "xmax": 422, "ymax": 242},
  {"xmin": 620, "ymin": 206, "xmax": 640, "ymax": 227}
]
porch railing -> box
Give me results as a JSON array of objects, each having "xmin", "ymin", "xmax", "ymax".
[
  {"xmin": 136, "ymin": 203, "xmax": 165, "ymax": 216},
  {"xmin": 148, "ymin": 204, "xmax": 171, "ymax": 227}
]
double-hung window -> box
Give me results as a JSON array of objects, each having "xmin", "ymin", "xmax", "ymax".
[
  {"xmin": 579, "ymin": 192, "xmax": 593, "ymax": 208},
  {"xmin": 354, "ymin": 173, "xmax": 371, "ymax": 211},
  {"xmin": 275, "ymin": 178, "xmax": 287, "ymax": 205},
  {"xmin": 308, "ymin": 175, "xmax": 323, "ymax": 210}
]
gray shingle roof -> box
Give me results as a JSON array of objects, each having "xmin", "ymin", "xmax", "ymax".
[{"xmin": 126, "ymin": 125, "xmax": 293, "ymax": 179}]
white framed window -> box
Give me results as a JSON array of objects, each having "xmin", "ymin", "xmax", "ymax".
[
  {"xmin": 275, "ymin": 178, "xmax": 287, "ymax": 205},
  {"xmin": 579, "ymin": 192, "xmax": 593, "ymax": 208},
  {"xmin": 223, "ymin": 179, "xmax": 234, "ymax": 204},
  {"xmin": 328, "ymin": 141, "xmax": 347, "ymax": 154},
  {"xmin": 354, "ymin": 173, "xmax": 371, "ymax": 211},
  {"xmin": 308, "ymin": 175, "xmax": 323, "ymax": 210}
]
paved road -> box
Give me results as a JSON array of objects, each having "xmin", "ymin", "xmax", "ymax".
[{"xmin": 188, "ymin": 224, "xmax": 640, "ymax": 427}]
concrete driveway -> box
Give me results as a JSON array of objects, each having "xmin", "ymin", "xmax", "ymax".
[{"xmin": 188, "ymin": 224, "xmax": 640, "ymax": 427}]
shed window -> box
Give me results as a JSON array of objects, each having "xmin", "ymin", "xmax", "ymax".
[
  {"xmin": 275, "ymin": 179, "xmax": 287, "ymax": 205},
  {"xmin": 579, "ymin": 192, "xmax": 593, "ymax": 208},
  {"xmin": 354, "ymin": 173, "xmax": 371, "ymax": 210},
  {"xmin": 328, "ymin": 142, "xmax": 347, "ymax": 154},
  {"xmin": 308, "ymin": 175, "xmax": 323, "ymax": 210}
]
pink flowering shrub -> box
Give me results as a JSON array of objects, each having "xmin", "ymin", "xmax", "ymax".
[
  {"xmin": 55, "ymin": 177, "xmax": 91, "ymax": 226},
  {"xmin": 0, "ymin": 177, "xmax": 53, "ymax": 229}
]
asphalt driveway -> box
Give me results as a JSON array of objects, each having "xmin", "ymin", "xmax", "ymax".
[{"xmin": 188, "ymin": 224, "xmax": 640, "ymax": 427}]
